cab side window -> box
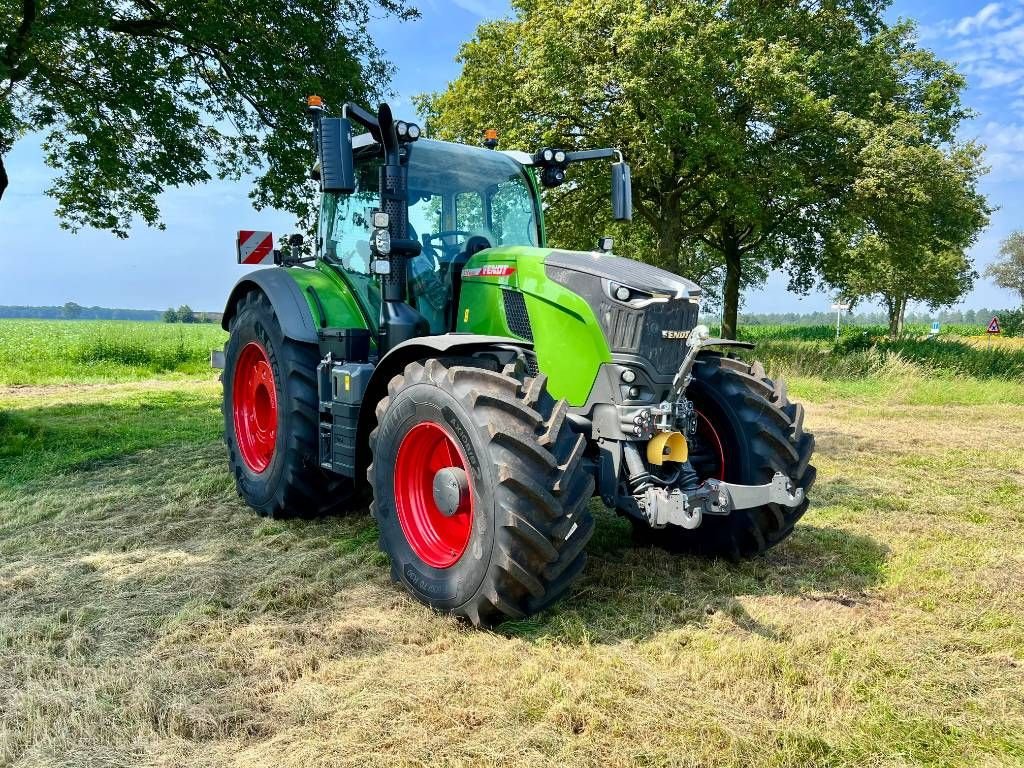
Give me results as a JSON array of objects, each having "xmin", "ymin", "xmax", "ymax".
[
  {"xmin": 320, "ymin": 159, "xmax": 381, "ymax": 324},
  {"xmin": 455, "ymin": 191, "xmax": 484, "ymax": 233},
  {"xmin": 322, "ymin": 161, "xmax": 379, "ymax": 274},
  {"xmin": 490, "ymin": 178, "xmax": 538, "ymax": 246}
]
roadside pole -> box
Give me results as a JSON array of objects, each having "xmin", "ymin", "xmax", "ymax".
[{"xmin": 831, "ymin": 303, "xmax": 851, "ymax": 342}]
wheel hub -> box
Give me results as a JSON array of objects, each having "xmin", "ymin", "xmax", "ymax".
[
  {"xmin": 232, "ymin": 341, "xmax": 278, "ymax": 473},
  {"xmin": 433, "ymin": 466, "xmax": 469, "ymax": 517},
  {"xmin": 394, "ymin": 422, "xmax": 474, "ymax": 569}
]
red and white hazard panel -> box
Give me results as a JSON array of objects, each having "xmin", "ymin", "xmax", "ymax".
[{"xmin": 236, "ymin": 231, "xmax": 275, "ymax": 265}]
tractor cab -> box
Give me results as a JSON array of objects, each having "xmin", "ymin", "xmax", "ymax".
[{"xmin": 319, "ymin": 137, "xmax": 542, "ymax": 334}]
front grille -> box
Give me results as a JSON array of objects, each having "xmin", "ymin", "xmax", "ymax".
[
  {"xmin": 598, "ymin": 298, "xmax": 698, "ymax": 375},
  {"xmin": 502, "ymin": 289, "xmax": 534, "ymax": 341}
]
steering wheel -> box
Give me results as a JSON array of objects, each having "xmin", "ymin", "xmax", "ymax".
[{"xmin": 425, "ymin": 230, "xmax": 473, "ymax": 260}]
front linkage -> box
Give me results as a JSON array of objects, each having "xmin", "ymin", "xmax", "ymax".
[{"xmin": 617, "ymin": 325, "xmax": 805, "ymax": 531}]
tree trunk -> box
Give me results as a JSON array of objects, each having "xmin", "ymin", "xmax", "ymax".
[
  {"xmin": 0, "ymin": 152, "xmax": 8, "ymax": 203},
  {"xmin": 721, "ymin": 239, "xmax": 742, "ymax": 340},
  {"xmin": 652, "ymin": 199, "xmax": 680, "ymax": 272},
  {"xmin": 886, "ymin": 295, "xmax": 906, "ymax": 337}
]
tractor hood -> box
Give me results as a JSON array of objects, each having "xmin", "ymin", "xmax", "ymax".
[
  {"xmin": 461, "ymin": 245, "xmax": 703, "ymax": 382},
  {"xmin": 462, "ymin": 245, "xmax": 701, "ymax": 301},
  {"xmin": 543, "ymin": 249, "xmax": 702, "ymax": 302}
]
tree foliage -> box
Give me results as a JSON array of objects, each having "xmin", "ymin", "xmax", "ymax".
[
  {"xmin": 61, "ymin": 301, "xmax": 83, "ymax": 319},
  {"xmin": 986, "ymin": 231, "xmax": 1024, "ymax": 306},
  {"xmin": 417, "ymin": 0, "xmax": 987, "ymax": 337},
  {"xmin": 163, "ymin": 307, "xmax": 178, "ymax": 323},
  {"xmin": 0, "ymin": 0, "xmax": 415, "ymax": 234},
  {"xmin": 822, "ymin": 45, "xmax": 991, "ymax": 336}
]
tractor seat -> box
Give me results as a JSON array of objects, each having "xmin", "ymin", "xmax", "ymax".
[{"xmin": 455, "ymin": 235, "xmax": 492, "ymax": 267}]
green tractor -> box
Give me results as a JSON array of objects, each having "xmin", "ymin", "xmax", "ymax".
[{"xmin": 221, "ymin": 97, "xmax": 815, "ymax": 626}]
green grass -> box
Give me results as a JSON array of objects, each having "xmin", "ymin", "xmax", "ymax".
[
  {"xmin": 2, "ymin": 320, "xmax": 1024, "ymax": 766},
  {"xmin": 721, "ymin": 326, "xmax": 1024, "ymax": 383},
  {"xmin": 0, "ymin": 319, "xmax": 227, "ymax": 385},
  {"xmin": 0, "ymin": 381, "xmax": 222, "ymax": 488},
  {"xmin": 2, "ymin": 375, "xmax": 1022, "ymax": 767},
  {"xmin": 733, "ymin": 322, "xmax": 989, "ymax": 342}
]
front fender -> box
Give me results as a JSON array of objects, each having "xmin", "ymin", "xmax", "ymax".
[{"xmin": 354, "ymin": 334, "xmax": 534, "ymax": 485}]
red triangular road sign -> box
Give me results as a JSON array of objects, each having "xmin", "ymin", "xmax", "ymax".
[{"xmin": 987, "ymin": 316, "xmax": 1001, "ymax": 334}]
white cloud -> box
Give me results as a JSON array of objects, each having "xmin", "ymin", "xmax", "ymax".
[
  {"xmin": 450, "ymin": 0, "xmax": 492, "ymax": 16},
  {"xmin": 963, "ymin": 62, "xmax": 1024, "ymax": 88},
  {"xmin": 927, "ymin": 3, "xmax": 1024, "ymax": 92},
  {"xmin": 952, "ymin": 2, "xmax": 1004, "ymax": 36},
  {"xmin": 977, "ymin": 118, "xmax": 1024, "ymax": 148},
  {"xmin": 973, "ymin": 121, "xmax": 1024, "ymax": 180}
]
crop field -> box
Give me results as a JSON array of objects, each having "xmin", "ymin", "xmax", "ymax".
[
  {"xmin": 0, "ymin": 319, "xmax": 227, "ymax": 386},
  {"xmin": 2, "ymin": 320, "xmax": 1024, "ymax": 766}
]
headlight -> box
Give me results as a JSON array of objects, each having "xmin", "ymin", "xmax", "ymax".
[
  {"xmin": 407, "ymin": 123, "xmax": 421, "ymax": 139},
  {"xmin": 554, "ymin": 150, "xmax": 566, "ymax": 163},
  {"xmin": 373, "ymin": 229, "xmax": 391, "ymax": 256},
  {"xmin": 542, "ymin": 148, "xmax": 554, "ymax": 162}
]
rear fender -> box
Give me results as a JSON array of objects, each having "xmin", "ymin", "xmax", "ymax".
[{"xmin": 221, "ymin": 266, "xmax": 371, "ymax": 342}]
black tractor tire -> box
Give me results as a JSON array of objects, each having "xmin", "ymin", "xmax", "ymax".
[
  {"xmin": 631, "ymin": 353, "xmax": 816, "ymax": 559},
  {"xmin": 223, "ymin": 289, "xmax": 355, "ymax": 518},
  {"xmin": 367, "ymin": 359, "xmax": 595, "ymax": 627}
]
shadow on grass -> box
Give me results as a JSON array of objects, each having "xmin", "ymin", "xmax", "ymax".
[
  {"xmin": 0, "ymin": 391, "xmax": 221, "ymax": 488},
  {"xmin": 499, "ymin": 478, "xmax": 889, "ymax": 643}
]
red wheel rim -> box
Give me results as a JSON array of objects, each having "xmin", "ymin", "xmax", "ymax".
[
  {"xmin": 232, "ymin": 341, "xmax": 278, "ymax": 473},
  {"xmin": 394, "ymin": 422, "xmax": 474, "ymax": 569},
  {"xmin": 693, "ymin": 410, "xmax": 726, "ymax": 481}
]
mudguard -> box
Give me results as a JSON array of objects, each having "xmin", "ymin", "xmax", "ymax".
[
  {"xmin": 353, "ymin": 333, "xmax": 534, "ymax": 483},
  {"xmin": 221, "ymin": 268, "xmax": 319, "ymax": 343}
]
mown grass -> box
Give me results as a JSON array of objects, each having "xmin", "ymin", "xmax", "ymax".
[
  {"xmin": 0, "ymin": 319, "xmax": 226, "ymax": 385},
  {"xmin": 2, "ymin": 359, "xmax": 1024, "ymax": 764}
]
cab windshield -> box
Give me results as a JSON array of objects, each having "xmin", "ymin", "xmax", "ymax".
[{"xmin": 319, "ymin": 139, "xmax": 541, "ymax": 332}]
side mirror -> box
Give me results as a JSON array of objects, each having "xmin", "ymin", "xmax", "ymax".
[
  {"xmin": 612, "ymin": 161, "xmax": 633, "ymax": 222},
  {"xmin": 319, "ymin": 117, "xmax": 355, "ymax": 194}
]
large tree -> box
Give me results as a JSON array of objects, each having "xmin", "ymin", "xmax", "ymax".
[
  {"xmin": 418, "ymin": 0, "xmax": 980, "ymax": 337},
  {"xmin": 0, "ymin": 0, "xmax": 415, "ymax": 234},
  {"xmin": 824, "ymin": 101, "xmax": 990, "ymax": 335},
  {"xmin": 986, "ymin": 231, "xmax": 1024, "ymax": 306}
]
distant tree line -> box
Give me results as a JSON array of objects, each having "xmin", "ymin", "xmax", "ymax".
[
  {"xmin": 162, "ymin": 305, "xmax": 219, "ymax": 323},
  {"xmin": 0, "ymin": 302, "xmax": 161, "ymax": 320},
  {"xmin": 702, "ymin": 309, "xmax": 1013, "ymax": 326},
  {"xmin": 0, "ymin": 302, "xmax": 220, "ymax": 322}
]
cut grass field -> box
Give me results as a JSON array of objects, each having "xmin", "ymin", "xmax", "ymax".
[{"xmin": 2, "ymin": 322, "xmax": 1024, "ymax": 766}]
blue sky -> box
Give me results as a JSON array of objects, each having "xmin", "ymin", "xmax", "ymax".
[{"xmin": 0, "ymin": 0, "xmax": 1021, "ymax": 313}]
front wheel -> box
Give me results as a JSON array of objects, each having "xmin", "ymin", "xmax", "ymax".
[
  {"xmin": 368, "ymin": 359, "xmax": 595, "ymax": 626},
  {"xmin": 631, "ymin": 353, "xmax": 816, "ymax": 559}
]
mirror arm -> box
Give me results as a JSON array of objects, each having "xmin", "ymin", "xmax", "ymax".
[{"xmin": 342, "ymin": 102, "xmax": 383, "ymax": 144}]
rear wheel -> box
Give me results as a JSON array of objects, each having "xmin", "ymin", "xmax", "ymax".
[
  {"xmin": 223, "ymin": 290, "xmax": 355, "ymax": 518},
  {"xmin": 631, "ymin": 353, "xmax": 816, "ymax": 559},
  {"xmin": 368, "ymin": 359, "xmax": 595, "ymax": 626}
]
